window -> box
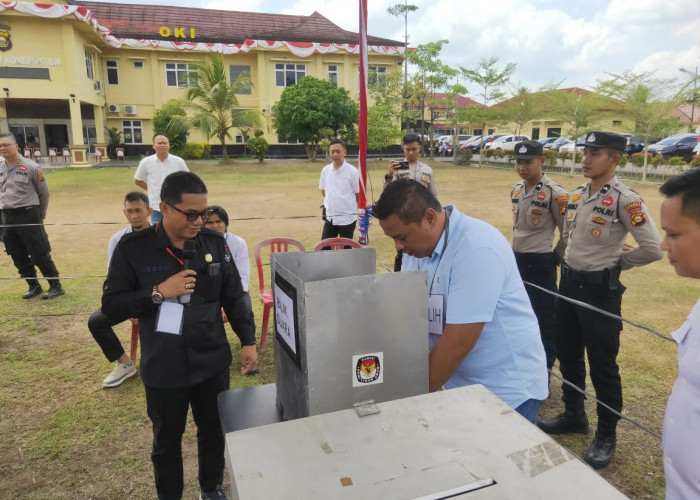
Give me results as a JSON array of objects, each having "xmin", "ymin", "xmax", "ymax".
[
  {"xmin": 275, "ymin": 63, "xmax": 306, "ymax": 87},
  {"xmin": 368, "ymin": 66, "xmax": 387, "ymax": 85},
  {"xmin": 133, "ymin": 61, "xmax": 144, "ymax": 69},
  {"xmin": 229, "ymin": 65, "xmax": 252, "ymax": 94},
  {"xmin": 123, "ymin": 120, "xmax": 143, "ymax": 144},
  {"xmin": 85, "ymin": 50, "xmax": 94, "ymax": 80},
  {"xmin": 235, "ymin": 135, "xmax": 244, "ymax": 143},
  {"xmin": 165, "ymin": 63, "xmax": 197, "ymax": 87},
  {"xmin": 612, "ymin": 120, "xmax": 622, "ymax": 127},
  {"xmin": 328, "ymin": 65, "xmax": 338, "ymax": 85},
  {"xmin": 277, "ymin": 136, "xmax": 302, "ymax": 144},
  {"xmin": 106, "ymin": 61, "xmax": 119, "ymax": 85}
]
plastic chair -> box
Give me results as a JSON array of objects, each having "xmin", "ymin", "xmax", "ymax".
[
  {"xmin": 33, "ymin": 148, "xmax": 42, "ymax": 162},
  {"xmin": 130, "ymin": 323, "xmax": 139, "ymax": 362},
  {"xmin": 313, "ymin": 237, "xmax": 362, "ymax": 251},
  {"xmin": 48, "ymin": 148, "xmax": 58, "ymax": 163},
  {"xmin": 62, "ymin": 147, "xmax": 71, "ymax": 163},
  {"xmin": 23, "ymin": 148, "xmax": 31, "ymax": 158},
  {"xmin": 93, "ymin": 149, "xmax": 103, "ymax": 162},
  {"xmin": 116, "ymin": 148, "xmax": 125, "ymax": 161},
  {"xmin": 254, "ymin": 237, "xmax": 306, "ymax": 352}
]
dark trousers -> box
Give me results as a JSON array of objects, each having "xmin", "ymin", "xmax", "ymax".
[
  {"xmin": 515, "ymin": 252, "xmax": 558, "ymax": 369},
  {"xmin": 2, "ymin": 206, "xmax": 60, "ymax": 285},
  {"xmin": 321, "ymin": 220, "xmax": 356, "ymax": 240},
  {"xmin": 88, "ymin": 309, "xmax": 125, "ymax": 362},
  {"xmin": 556, "ymin": 274, "xmax": 624, "ymax": 435},
  {"xmin": 145, "ymin": 369, "xmax": 230, "ymax": 500}
]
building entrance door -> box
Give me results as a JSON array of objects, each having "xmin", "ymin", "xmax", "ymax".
[{"xmin": 44, "ymin": 124, "xmax": 69, "ymax": 150}]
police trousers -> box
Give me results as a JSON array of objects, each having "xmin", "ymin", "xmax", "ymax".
[
  {"xmin": 555, "ymin": 273, "xmax": 624, "ymax": 435},
  {"xmin": 2, "ymin": 205, "xmax": 59, "ymax": 283},
  {"xmin": 515, "ymin": 252, "xmax": 558, "ymax": 369},
  {"xmin": 145, "ymin": 369, "xmax": 229, "ymax": 500}
]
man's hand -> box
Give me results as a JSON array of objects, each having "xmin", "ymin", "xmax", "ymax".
[
  {"xmin": 240, "ymin": 345, "xmax": 258, "ymax": 375},
  {"xmin": 158, "ymin": 270, "xmax": 197, "ymax": 299},
  {"xmin": 387, "ymin": 160, "xmax": 401, "ymax": 178},
  {"xmin": 622, "ymin": 243, "xmax": 636, "ymax": 252}
]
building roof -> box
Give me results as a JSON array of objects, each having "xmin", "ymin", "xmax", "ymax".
[
  {"xmin": 430, "ymin": 93, "xmax": 484, "ymax": 109},
  {"xmin": 73, "ymin": 1, "xmax": 401, "ymax": 46}
]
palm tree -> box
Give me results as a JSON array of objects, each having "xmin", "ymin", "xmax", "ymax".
[{"xmin": 183, "ymin": 54, "xmax": 262, "ymax": 160}]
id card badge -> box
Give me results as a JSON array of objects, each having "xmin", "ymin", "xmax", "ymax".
[
  {"xmin": 428, "ymin": 294, "xmax": 445, "ymax": 335},
  {"xmin": 156, "ymin": 300, "xmax": 184, "ymax": 335}
]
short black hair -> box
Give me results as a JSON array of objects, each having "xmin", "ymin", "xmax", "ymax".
[
  {"xmin": 0, "ymin": 132, "xmax": 17, "ymax": 144},
  {"xmin": 209, "ymin": 205, "xmax": 229, "ymax": 228},
  {"xmin": 402, "ymin": 133, "xmax": 421, "ymax": 145},
  {"xmin": 329, "ymin": 138, "xmax": 347, "ymax": 150},
  {"xmin": 160, "ymin": 171, "xmax": 207, "ymax": 205},
  {"xmin": 124, "ymin": 191, "xmax": 149, "ymax": 206},
  {"xmin": 374, "ymin": 179, "xmax": 441, "ymax": 225},
  {"xmin": 660, "ymin": 167, "xmax": 700, "ymax": 223}
]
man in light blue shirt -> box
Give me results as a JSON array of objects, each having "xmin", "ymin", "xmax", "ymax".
[{"xmin": 375, "ymin": 179, "xmax": 548, "ymax": 422}]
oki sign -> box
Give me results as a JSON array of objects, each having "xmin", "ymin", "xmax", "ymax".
[{"xmin": 158, "ymin": 27, "xmax": 195, "ymax": 39}]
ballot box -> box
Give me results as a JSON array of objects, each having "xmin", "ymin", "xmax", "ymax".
[
  {"xmin": 270, "ymin": 248, "xmax": 429, "ymax": 420},
  {"xmin": 223, "ymin": 384, "xmax": 629, "ymax": 500}
]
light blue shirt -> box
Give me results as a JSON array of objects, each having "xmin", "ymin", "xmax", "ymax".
[{"xmin": 402, "ymin": 207, "xmax": 548, "ymax": 409}]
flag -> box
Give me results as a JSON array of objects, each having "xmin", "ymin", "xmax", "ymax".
[{"xmin": 357, "ymin": 0, "xmax": 369, "ymax": 246}]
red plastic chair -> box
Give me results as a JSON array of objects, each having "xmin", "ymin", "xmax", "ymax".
[
  {"xmin": 23, "ymin": 148, "xmax": 32, "ymax": 158},
  {"xmin": 48, "ymin": 148, "xmax": 58, "ymax": 163},
  {"xmin": 116, "ymin": 147, "xmax": 125, "ymax": 161},
  {"xmin": 254, "ymin": 237, "xmax": 306, "ymax": 352},
  {"xmin": 62, "ymin": 147, "xmax": 71, "ymax": 163},
  {"xmin": 33, "ymin": 148, "xmax": 42, "ymax": 162},
  {"xmin": 93, "ymin": 149, "xmax": 103, "ymax": 162},
  {"xmin": 313, "ymin": 237, "xmax": 362, "ymax": 251}
]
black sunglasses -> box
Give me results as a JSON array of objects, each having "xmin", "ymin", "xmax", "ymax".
[{"xmin": 166, "ymin": 202, "xmax": 214, "ymax": 223}]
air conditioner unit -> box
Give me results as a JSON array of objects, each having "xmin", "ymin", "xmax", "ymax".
[
  {"xmin": 108, "ymin": 104, "xmax": 120, "ymax": 113},
  {"xmin": 94, "ymin": 80, "xmax": 104, "ymax": 91},
  {"xmin": 124, "ymin": 104, "xmax": 138, "ymax": 115}
]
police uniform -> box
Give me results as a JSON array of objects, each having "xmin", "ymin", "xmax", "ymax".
[
  {"xmin": 538, "ymin": 131, "xmax": 663, "ymax": 469},
  {"xmin": 510, "ymin": 141, "xmax": 569, "ymax": 369},
  {"xmin": 385, "ymin": 160, "xmax": 438, "ymax": 270},
  {"xmin": 101, "ymin": 224, "xmax": 256, "ymax": 498},
  {"xmin": 0, "ymin": 153, "xmax": 63, "ymax": 299}
]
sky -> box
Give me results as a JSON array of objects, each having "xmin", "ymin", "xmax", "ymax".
[{"xmin": 94, "ymin": 0, "xmax": 700, "ymax": 100}]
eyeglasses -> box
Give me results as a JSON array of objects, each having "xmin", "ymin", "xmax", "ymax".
[
  {"xmin": 0, "ymin": 143, "xmax": 16, "ymax": 148},
  {"xmin": 166, "ymin": 202, "xmax": 214, "ymax": 223}
]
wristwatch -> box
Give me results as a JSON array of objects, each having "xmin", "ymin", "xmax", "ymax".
[{"xmin": 152, "ymin": 284, "xmax": 164, "ymax": 305}]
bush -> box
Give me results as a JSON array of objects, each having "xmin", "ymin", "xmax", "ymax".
[
  {"xmin": 668, "ymin": 156, "xmax": 686, "ymax": 166},
  {"xmin": 482, "ymin": 148, "xmax": 494, "ymax": 159},
  {"xmin": 493, "ymin": 149, "xmax": 506, "ymax": 159},
  {"xmin": 691, "ymin": 155, "xmax": 700, "ymax": 167},
  {"xmin": 247, "ymin": 136, "xmax": 269, "ymax": 163},
  {"xmin": 454, "ymin": 147, "xmax": 473, "ymax": 165},
  {"xmin": 544, "ymin": 151, "xmax": 558, "ymax": 168},
  {"xmin": 181, "ymin": 143, "xmax": 211, "ymax": 160},
  {"xmin": 651, "ymin": 155, "xmax": 664, "ymax": 168},
  {"xmin": 619, "ymin": 154, "xmax": 628, "ymax": 167},
  {"xmin": 630, "ymin": 153, "xmax": 651, "ymax": 167}
]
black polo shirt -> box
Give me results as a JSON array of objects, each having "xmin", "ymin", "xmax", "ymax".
[{"xmin": 101, "ymin": 224, "xmax": 256, "ymax": 389}]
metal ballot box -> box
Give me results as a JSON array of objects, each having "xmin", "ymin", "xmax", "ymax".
[
  {"xmin": 224, "ymin": 385, "xmax": 629, "ymax": 500},
  {"xmin": 270, "ymin": 248, "xmax": 429, "ymax": 420}
]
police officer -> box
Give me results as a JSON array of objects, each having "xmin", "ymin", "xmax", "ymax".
[
  {"xmin": 537, "ymin": 131, "xmax": 663, "ymax": 469},
  {"xmin": 0, "ymin": 133, "xmax": 64, "ymax": 299},
  {"xmin": 510, "ymin": 140, "xmax": 568, "ymax": 371},
  {"xmin": 385, "ymin": 133, "xmax": 439, "ymax": 271}
]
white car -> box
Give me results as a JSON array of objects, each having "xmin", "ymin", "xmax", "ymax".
[{"xmin": 483, "ymin": 135, "xmax": 529, "ymax": 151}]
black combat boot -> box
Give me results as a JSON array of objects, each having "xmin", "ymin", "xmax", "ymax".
[
  {"xmin": 537, "ymin": 409, "xmax": 589, "ymax": 435},
  {"xmin": 22, "ymin": 279, "xmax": 43, "ymax": 299},
  {"xmin": 584, "ymin": 431, "xmax": 616, "ymax": 469},
  {"xmin": 42, "ymin": 281, "xmax": 65, "ymax": 300}
]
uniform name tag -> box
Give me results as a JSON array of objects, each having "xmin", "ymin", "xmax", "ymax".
[
  {"xmin": 428, "ymin": 294, "xmax": 445, "ymax": 335},
  {"xmin": 156, "ymin": 300, "xmax": 184, "ymax": 335}
]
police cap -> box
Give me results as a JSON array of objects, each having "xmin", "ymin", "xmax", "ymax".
[
  {"xmin": 583, "ymin": 131, "xmax": 626, "ymax": 152},
  {"xmin": 513, "ymin": 140, "xmax": 544, "ymax": 159}
]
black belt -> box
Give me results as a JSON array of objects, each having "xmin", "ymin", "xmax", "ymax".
[
  {"xmin": 561, "ymin": 261, "xmax": 618, "ymax": 286},
  {"xmin": 514, "ymin": 251, "xmax": 554, "ymax": 262},
  {"xmin": 2, "ymin": 206, "xmax": 36, "ymax": 214}
]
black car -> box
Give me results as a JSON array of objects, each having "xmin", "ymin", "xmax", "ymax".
[
  {"xmin": 647, "ymin": 134, "xmax": 699, "ymax": 162},
  {"xmin": 624, "ymin": 136, "xmax": 645, "ymax": 156}
]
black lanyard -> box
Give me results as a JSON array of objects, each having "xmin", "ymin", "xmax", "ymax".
[{"xmin": 428, "ymin": 206, "xmax": 452, "ymax": 294}]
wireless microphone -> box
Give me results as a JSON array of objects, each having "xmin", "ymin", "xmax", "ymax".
[{"xmin": 180, "ymin": 239, "xmax": 197, "ymax": 304}]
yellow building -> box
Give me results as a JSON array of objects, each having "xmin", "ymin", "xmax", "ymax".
[{"xmin": 0, "ymin": 0, "xmax": 403, "ymax": 162}]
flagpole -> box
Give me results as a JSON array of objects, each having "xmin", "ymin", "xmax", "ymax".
[{"xmin": 357, "ymin": 0, "xmax": 369, "ymax": 246}]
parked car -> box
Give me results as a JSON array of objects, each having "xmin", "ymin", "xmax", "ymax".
[
  {"xmin": 545, "ymin": 136, "xmax": 572, "ymax": 151},
  {"xmin": 464, "ymin": 134, "xmax": 504, "ymax": 153},
  {"xmin": 483, "ymin": 134, "xmax": 530, "ymax": 151},
  {"xmin": 624, "ymin": 135, "xmax": 646, "ymax": 156},
  {"xmin": 459, "ymin": 135, "xmax": 482, "ymax": 150},
  {"xmin": 538, "ymin": 137, "xmax": 560, "ymax": 148},
  {"xmin": 693, "ymin": 141, "xmax": 700, "ymax": 155},
  {"xmin": 647, "ymin": 133, "xmax": 698, "ymax": 162},
  {"xmin": 559, "ymin": 136, "xmax": 586, "ymax": 154}
]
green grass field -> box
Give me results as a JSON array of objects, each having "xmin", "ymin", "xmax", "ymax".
[{"xmin": 0, "ymin": 158, "xmax": 697, "ymax": 499}]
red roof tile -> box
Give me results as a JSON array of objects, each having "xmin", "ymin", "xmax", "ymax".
[{"xmin": 73, "ymin": 1, "xmax": 401, "ymax": 46}]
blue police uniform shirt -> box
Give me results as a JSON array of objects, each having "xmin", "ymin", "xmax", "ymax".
[{"xmin": 402, "ymin": 206, "xmax": 548, "ymax": 408}]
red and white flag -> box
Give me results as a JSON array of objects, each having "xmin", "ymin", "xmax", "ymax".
[{"xmin": 357, "ymin": 0, "xmax": 369, "ymax": 246}]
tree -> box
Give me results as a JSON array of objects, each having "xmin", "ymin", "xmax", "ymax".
[
  {"xmin": 247, "ymin": 130, "xmax": 268, "ymax": 163},
  {"xmin": 273, "ymin": 77, "xmax": 359, "ymax": 161},
  {"xmin": 152, "ymin": 100, "xmax": 189, "ymax": 156},
  {"xmin": 596, "ymin": 72, "xmax": 685, "ymax": 181},
  {"xmin": 182, "ymin": 54, "xmax": 258, "ymax": 161},
  {"xmin": 367, "ymin": 71, "xmax": 403, "ymax": 159},
  {"xmin": 387, "ymin": 1, "xmax": 418, "ymax": 94},
  {"xmin": 460, "ymin": 57, "xmax": 516, "ymax": 163}
]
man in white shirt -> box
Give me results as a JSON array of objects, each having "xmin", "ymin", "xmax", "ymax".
[
  {"xmin": 88, "ymin": 191, "xmax": 151, "ymax": 388},
  {"xmin": 318, "ymin": 138, "xmax": 360, "ymax": 240},
  {"xmin": 659, "ymin": 168, "xmax": 700, "ymax": 499},
  {"xmin": 134, "ymin": 134, "xmax": 189, "ymax": 223}
]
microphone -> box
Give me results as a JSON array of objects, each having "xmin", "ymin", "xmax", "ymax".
[{"xmin": 180, "ymin": 239, "xmax": 197, "ymax": 304}]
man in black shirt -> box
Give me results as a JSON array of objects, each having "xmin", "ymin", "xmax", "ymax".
[{"xmin": 102, "ymin": 171, "xmax": 257, "ymax": 500}]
